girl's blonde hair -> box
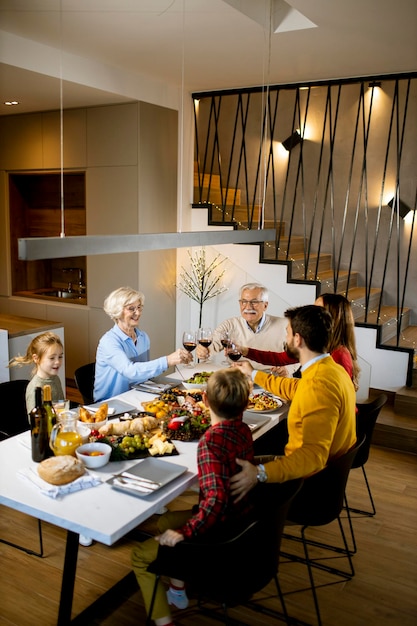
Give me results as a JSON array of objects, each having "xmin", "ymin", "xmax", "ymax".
[{"xmin": 9, "ymin": 331, "xmax": 63, "ymax": 376}]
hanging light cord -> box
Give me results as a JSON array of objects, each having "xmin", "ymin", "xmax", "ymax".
[{"xmin": 59, "ymin": 0, "xmax": 65, "ymax": 238}]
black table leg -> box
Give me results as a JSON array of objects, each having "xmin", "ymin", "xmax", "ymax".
[{"xmin": 57, "ymin": 530, "xmax": 79, "ymax": 626}]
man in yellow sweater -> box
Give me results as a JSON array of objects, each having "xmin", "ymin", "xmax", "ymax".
[{"xmin": 231, "ymin": 304, "xmax": 357, "ymax": 500}]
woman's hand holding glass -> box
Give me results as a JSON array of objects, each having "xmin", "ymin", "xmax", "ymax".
[
  {"xmin": 182, "ymin": 331, "xmax": 198, "ymax": 367},
  {"xmin": 167, "ymin": 347, "xmax": 193, "ymax": 368}
]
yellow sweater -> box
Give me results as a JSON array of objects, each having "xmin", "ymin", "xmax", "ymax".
[{"xmin": 254, "ymin": 356, "xmax": 357, "ymax": 483}]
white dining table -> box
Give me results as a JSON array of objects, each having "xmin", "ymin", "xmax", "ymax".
[{"xmin": 0, "ymin": 368, "xmax": 288, "ymax": 625}]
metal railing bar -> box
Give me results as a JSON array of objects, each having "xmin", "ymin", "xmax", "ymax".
[{"xmin": 339, "ymin": 84, "xmax": 362, "ymax": 298}]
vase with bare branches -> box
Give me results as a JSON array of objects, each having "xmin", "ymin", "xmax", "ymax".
[{"xmin": 176, "ymin": 248, "xmax": 228, "ymax": 328}]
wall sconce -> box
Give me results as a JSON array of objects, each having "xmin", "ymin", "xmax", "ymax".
[
  {"xmin": 388, "ymin": 197, "xmax": 413, "ymax": 220},
  {"xmin": 368, "ymin": 81, "xmax": 382, "ymax": 89},
  {"xmin": 282, "ymin": 130, "xmax": 303, "ymax": 151}
]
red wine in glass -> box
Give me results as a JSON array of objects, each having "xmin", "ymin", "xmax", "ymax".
[
  {"xmin": 220, "ymin": 331, "xmax": 232, "ymax": 364},
  {"xmin": 198, "ymin": 328, "xmax": 213, "ymax": 362},
  {"xmin": 182, "ymin": 331, "xmax": 197, "ymax": 367},
  {"xmin": 228, "ymin": 350, "xmax": 242, "ymax": 361}
]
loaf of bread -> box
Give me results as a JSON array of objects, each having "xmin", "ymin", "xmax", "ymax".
[
  {"xmin": 99, "ymin": 416, "xmax": 159, "ymax": 436},
  {"xmin": 38, "ymin": 455, "xmax": 86, "ymax": 485}
]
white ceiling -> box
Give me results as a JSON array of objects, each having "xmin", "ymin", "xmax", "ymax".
[{"xmin": 0, "ymin": 0, "xmax": 416, "ymax": 116}]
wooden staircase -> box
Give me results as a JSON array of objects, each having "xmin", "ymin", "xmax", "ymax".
[{"xmin": 196, "ymin": 176, "xmax": 415, "ymax": 366}]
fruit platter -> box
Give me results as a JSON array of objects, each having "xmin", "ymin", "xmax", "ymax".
[
  {"xmin": 88, "ymin": 387, "xmax": 211, "ymax": 457},
  {"xmin": 146, "ymin": 387, "xmax": 211, "ymax": 441},
  {"xmin": 89, "ymin": 426, "xmax": 178, "ymax": 461}
]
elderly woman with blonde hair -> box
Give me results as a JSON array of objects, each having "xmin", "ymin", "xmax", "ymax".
[{"xmin": 94, "ymin": 286, "xmax": 191, "ymax": 401}]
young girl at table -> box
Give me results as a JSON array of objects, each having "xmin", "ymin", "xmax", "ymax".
[
  {"xmin": 131, "ymin": 368, "xmax": 255, "ymax": 626},
  {"xmin": 9, "ymin": 331, "xmax": 65, "ymax": 415}
]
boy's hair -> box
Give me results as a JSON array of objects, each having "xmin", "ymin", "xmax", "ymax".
[
  {"xmin": 206, "ymin": 368, "xmax": 251, "ymax": 419},
  {"xmin": 285, "ymin": 305, "xmax": 333, "ymax": 353},
  {"xmin": 8, "ymin": 331, "xmax": 63, "ymax": 374}
]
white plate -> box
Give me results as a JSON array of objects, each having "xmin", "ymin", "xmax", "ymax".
[
  {"xmin": 83, "ymin": 399, "xmax": 137, "ymax": 417},
  {"xmin": 242, "ymin": 413, "xmax": 271, "ymax": 432},
  {"xmin": 246, "ymin": 396, "xmax": 283, "ymax": 413},
  {"xmin": 109, "ymin": 457, "xmax": 188, "ymax": 498}
]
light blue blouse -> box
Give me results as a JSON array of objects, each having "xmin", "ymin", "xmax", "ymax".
[{"xmin": 93, "ymin": 324, "xmax": 168, "ymax": 401}]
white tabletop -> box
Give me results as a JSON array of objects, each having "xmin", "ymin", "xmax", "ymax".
[{"xmin": 0, "ymin": 379, "xmax": 287, "ymax": 547}]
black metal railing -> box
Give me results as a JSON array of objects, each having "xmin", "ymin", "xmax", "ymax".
[{"xmin": 192, "ymin": 74, "xmax": 417, "ymax": 370}]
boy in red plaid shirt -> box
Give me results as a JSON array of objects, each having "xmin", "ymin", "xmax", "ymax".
[{"xmin": 132, "ymin": 368, "xmax": 255, "ymax": 626}]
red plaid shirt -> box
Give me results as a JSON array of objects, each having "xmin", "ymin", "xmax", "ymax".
[{"xmin": 180, "ymin": 419, "xmax": 255, "ymax": 539}]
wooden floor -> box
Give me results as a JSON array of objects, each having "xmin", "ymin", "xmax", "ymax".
[{"xmin": 0, "ymin": 445, "xmax": 416, "ymax": 626}]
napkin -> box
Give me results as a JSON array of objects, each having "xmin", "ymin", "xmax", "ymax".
[{"xmin": 18, "ymin": 466, "xmax": 103, "ymax": 499}]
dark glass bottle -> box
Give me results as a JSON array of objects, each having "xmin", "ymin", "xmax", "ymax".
[
  {"xmin": 30, "ymin": 386, "xmax": 51, "ymax": 462},
  {"xmin": 42, "ymin": 384, "xmax": 57, "ymax": 438}
]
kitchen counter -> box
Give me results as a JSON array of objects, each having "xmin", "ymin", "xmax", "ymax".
[
  {"xmin": 0, "ymin": 313, "xmax": 63, "ymax": 338},
  {"xmin": 14, "ymin": 290, "xmax": 87, "ymax": 306}
]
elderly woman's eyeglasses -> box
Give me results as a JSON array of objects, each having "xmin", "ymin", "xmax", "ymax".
[{"xmin": 125, "ymin": 304, "xmax": 143, "ymax": 313}]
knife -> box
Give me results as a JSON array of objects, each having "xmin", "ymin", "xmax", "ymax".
[
  {"xmin": 120, "ymin": 471, "xmax": 161, "ymax": 488},
  {"xmin": 113, "ymin": 477, "xmax": 156, "ymax": 494}
]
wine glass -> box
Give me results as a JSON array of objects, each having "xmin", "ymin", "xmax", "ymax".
[
  {"xmin": 182, "ymin": 330, "xmax": 197, "ymax": 367},
  {"xmin": 220, "ymin": 331, "xmax": 232, "ymax": 364},
  {"xmin": 197, "ymin": 327, "xmax": 213, "ymax": 363},
  {"xmin": 227, "ymin": 342, "xmax": 242, "ymax": 364}
]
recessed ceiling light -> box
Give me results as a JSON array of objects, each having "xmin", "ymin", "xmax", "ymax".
[{"xmin": 4, "ymin": 101, "xmax": 19, "ymax": 106}]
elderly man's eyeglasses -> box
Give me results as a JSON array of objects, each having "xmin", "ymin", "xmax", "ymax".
[
  {"xmin": 239, "ymin": 299, "xmax": 265, "ymax": 307},
  {"xmin": 125, "ymin": 304, "xmax": 143, "ymax": 313}
]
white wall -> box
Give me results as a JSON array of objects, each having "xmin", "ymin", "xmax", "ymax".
[{"xmin": 175, "ymin": 207, "xmax": 409, "ymax": 395}]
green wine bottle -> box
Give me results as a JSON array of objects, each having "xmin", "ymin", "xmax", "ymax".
[
  {"xmin": 42, "ymin": 384, "xmax": 57, "ymax": 438},
  {"xmin": 30, "ymin": 386, "xmax": 51, "ymax": 462}
]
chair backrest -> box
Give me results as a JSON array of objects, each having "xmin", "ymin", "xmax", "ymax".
[
  {"xmin": 0, "ymin": 379, "xmax": 30, "ymax": 439},
  {"xmin": 286, "ymin": 437, "xmax": 365, "ymax": 527},
  {"xmin": 148, "ymin": 477, "xmax": 303, "ymax": 606},
  {"xmin": 354, "ymin": 393, "xmax": 388, "ymax": 468},
  {"xmin": 74, "ymin": 362, "xmax": 95, "ymax": 405}
]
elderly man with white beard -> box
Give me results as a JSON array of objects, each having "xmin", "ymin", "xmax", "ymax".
[{"xmin": 196, "ymin": 282, "xmax": 293, "ymax": 372}]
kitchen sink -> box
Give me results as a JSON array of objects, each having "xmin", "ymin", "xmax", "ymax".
[{"xmin": 36, "ymin": 290, "xmax": 81, "ymax": 299}]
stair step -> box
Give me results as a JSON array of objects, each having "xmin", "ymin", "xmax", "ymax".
[
  {"xmin": 393, "ymin": 385, "xmax": 417, "ymax": 415},
  {"xmin": 355, "ymin": 304, "xmax": 411, "ymax": 342},
  {"xmin": 194, "ymin": 186, "xmax": 241, "ymax": 206},
  {"xmin": 317, "ymin": 269, "xmax": 359, "ymax": 293},
  {"xmin": 286, "ymin": 253, "xmax": 333, "ymax": 278},
  {"xmin": 383, "ymin": 324, "xmax": 417, "ymax": 353},
  {"xmin": 346, "ymin": 287, "xmax": 382, "ymax": 320}
]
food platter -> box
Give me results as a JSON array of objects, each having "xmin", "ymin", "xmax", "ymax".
[{"xmin": 246, "ymin": 393, "xmax": 283, "ymax": 413}]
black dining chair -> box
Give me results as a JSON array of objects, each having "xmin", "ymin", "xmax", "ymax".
[
  {"xmin": 74, "ymin": 362, "xmax": 96, "ymax": 405},
  {"xmin": 0, "ymin": 379, "xmax": 44, "ymax": 557},
  {"xmin": 145, "ymin": 478, "xmax": 304, "ymax": 626},
  {"xmin": 343, "ymin": 393, "xmax": 388, "ymax": 554},
  {"xmin": 281, "ymin": 437, "xmax": 364, "ymax": 626}
]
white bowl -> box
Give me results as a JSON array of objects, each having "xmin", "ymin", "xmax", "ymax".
[
  {"xmin": 77, "ymin": 417, "xmax": 108, "ymax": 432},
  {"xmin": 75, "ymin": 442, "xmax": 112, "ymax": 468},
  {"xmin": 182, "ymin": 382, "xmax": 207, "ymax": 391}
]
